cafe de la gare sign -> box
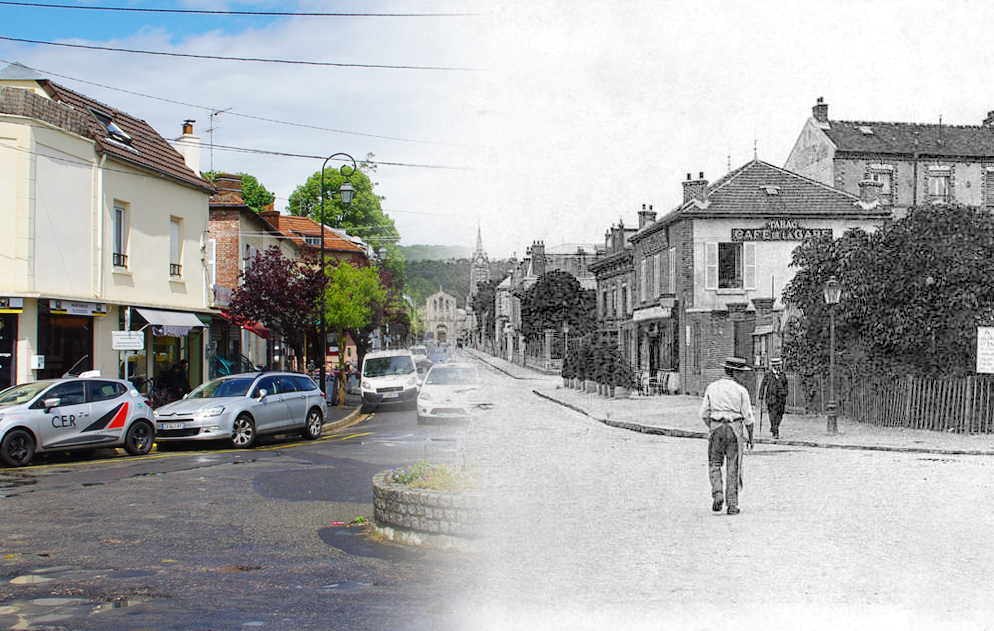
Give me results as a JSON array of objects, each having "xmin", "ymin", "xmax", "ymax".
[{"xmin": 731, "ymin": 219, "xmax": 833, "ymax": 242}]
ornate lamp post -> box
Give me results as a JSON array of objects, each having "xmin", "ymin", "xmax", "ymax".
[
  {"xmin": 318, "ymin": 153, "xmax": 356, "ymax": 399},
  {"xmin": 823, "ymin": 275, "xmax": 841, "ymax": 434}
]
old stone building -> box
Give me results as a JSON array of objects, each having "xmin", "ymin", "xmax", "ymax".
[
  {"xmin": 785, "ymin": 97, "xmax": 994, "ymax": 215},
  {"xmin": 629, "ymin": 160, "xmax": 890, "ymax": 395}
]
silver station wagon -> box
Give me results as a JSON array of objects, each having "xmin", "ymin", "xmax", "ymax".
[
  {"xmin": 0, "ymin": 374, "xmax": 156, "ymax": 467},
  {"xmin": 153, "ymin": 371, "xmax": 325, "ymax": 448}
]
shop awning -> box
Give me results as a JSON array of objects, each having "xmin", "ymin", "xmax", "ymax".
[
  {"xmin": 752, "ymin": 324, "xmax": 775, "ymax": 336},
  {"xmin": 136, "ymin": 308, "xmax": 207, "ymax": 337}
]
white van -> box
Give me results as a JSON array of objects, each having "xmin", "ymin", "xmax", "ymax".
[{"xmin": 360, "ymin": 349, "xmax": 420, "ymax": 412}]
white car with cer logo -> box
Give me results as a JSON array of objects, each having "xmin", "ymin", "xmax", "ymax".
[{"xmin": 0, "ymin": 372, "xmax": 156, "ymax": 467}]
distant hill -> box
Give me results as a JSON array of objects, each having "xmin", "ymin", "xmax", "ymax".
[{"xmin": 400, "ymin": 244, "xmax": 471, "ymax": 262}]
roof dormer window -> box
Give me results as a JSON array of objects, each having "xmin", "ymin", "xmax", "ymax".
[
  {"xmin": 858, "ymin": 125, "xmax": 874, "ymax": 135},
  {"xmin": 761, "ymin": 185, "xmax": 781, "ymax": 196},
  {"xmin": 89, "ymin": 107, "xmax": 132, "ymax": 145},
  {"xmin": 304, "ymin": 236, "xmax": 321, "ymax": 246}
]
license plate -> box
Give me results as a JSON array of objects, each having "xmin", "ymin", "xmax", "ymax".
[
  {"xmin": 160, "ymin": 423, "xmax": 185, "ymax": 430},
  {"xmin": 381, "ymin": 392, "xmax": 399, "ymax": 399}
]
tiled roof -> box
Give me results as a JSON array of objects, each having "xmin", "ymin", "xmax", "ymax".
[
  {"xmin": 824, "ymin": 119, "xmax": 994, "ymax": 158},
  {"xmin": 661, "ymin": 160, "xmax": 889, "ymax": 222},
  {"xmin": 265, "ymin": 215, "xmax": 366, "ymax": 253},
  {"xmin": 41, "ymin": 80, "xmax": 214, "ymax": 193}
]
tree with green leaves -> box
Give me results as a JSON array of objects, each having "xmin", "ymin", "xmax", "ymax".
[
  {"xmin": 240, "ymin": 173, "xmax": 275, "ymax": 213},
  {"xmin": 228, "ymin": 246, "xmax": 323, "ymax": 368},
  {"xmin": 286, "ymin": 156, "xmax": 405, "ymax": 290},
  {"xmin": 519, "ymin": 270, "xmax": 596, "ymax": 343},
  {"xmin": 784, "ymin": 203, "xmax": 994, "ymax": 384},
  {"xmin": 324, "ymin": 260, "xmax": 386, "ymax": 405}
]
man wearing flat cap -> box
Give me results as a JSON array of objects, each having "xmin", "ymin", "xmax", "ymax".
[
  {"xmin": 759, "ymin": 358, "xmax": 789, "ymax": 439},
  {"xmin": 699, "ymin": 357, "xmax": 755, "ymax": 515}
]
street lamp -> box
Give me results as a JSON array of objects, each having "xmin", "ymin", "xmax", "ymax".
[
  {"xmin": 823, "ymin": 275, "xmax": 841, "ymax": 435},
  {"xmin": 319, "ymin": 153, "xmax": 357, "ymax": 399}
]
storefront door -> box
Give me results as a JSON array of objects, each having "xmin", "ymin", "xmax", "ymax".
[{"xmin": 0, "ymin": 315, "xmax": 16, "ymax": 388}]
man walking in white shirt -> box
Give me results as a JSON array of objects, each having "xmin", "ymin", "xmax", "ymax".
[{"xmin": 699, "ymin": 357, "xmax": 756, "ymax": 515}]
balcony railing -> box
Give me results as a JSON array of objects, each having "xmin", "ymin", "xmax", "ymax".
[
  {"xmin": 169, "ymin": 263, "xmax": 182, "ymax": 277},
  {"xmin": 113, "ymin": 252, "xmax": 128, "ymax": 267}
]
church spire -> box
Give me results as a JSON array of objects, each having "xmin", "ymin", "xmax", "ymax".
[{"xmin": 475, "ymin": 222, "xmax": 483, "ymax": 254}]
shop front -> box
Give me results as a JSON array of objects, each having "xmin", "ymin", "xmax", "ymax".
[
  {"xmin": 120, "ymin": 307, "xmax": 208, "ymax": 392},
  {"xmin": 0, "ymin": 298, "xmax": 22, "ymax": 389},
  {"xmin": 37, "ymin": 300, "xmax": 109, "ymax": 379}
]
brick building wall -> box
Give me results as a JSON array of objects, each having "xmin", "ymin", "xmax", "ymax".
[{"xmin": 208, "ymin": 208, "xmax": 242, "ymax": 291}]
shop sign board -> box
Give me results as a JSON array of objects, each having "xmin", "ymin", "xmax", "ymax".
[
  {"xmin": 732, "ymin": 219, "xmax": 833, "ymax": 242},
  {"xmin": 112, "ymin": 331, "xmax": 145, "ymax": 351},
  {"xmin": 977, "ymin": 327, "xmax": 994, "ymax": 373}
]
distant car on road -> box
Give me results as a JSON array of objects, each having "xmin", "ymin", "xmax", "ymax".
[
  {"xmin": 153, "ymin": 371, "xmax": 325, "ymax": 449},
  {"xmin": 0, "ymin": 374, "xmax": 156, "ymax": 467},
  {"xmin": 360, "ymin": 349, "xmax": 420, "ymax": 413},
  {"xmin": 427, "ymin": 345, "xmax": 450, "ymax": 365},
  {"xmin": 411, "ymin": 345, "xmax": 431, "ymax": 370},
  {"xmin": 416, "ymin": 362, "xmax": 492, "ymax": 424}
]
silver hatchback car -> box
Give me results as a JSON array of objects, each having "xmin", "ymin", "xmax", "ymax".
[
  {"xmin": 0, "ymin": 374, "xmax": 156, "ymax": 467},
  {"xmin": 153, "ymin": 371, "xmax": 325, "ymax": 448}
]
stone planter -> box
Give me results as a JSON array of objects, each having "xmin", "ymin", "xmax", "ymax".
[
  {"xmin": 372, "ymin": 471, "xmax": 482, "ymax": 550},
  {"xmin": 614, "ymin": 386, "xmax": 630, "ymax": 399},
  {"xmin": 585, "ymin": 380, "xmax": 597, "ymax": 393}
]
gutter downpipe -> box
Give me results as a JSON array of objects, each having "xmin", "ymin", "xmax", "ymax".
[
  {"xmin": 912, "ymin": 152, "xmax": 919, "ymax": 207},
  {"xmin": 95, "ymin": 153, "xmax": 107, "ymax": 299}
]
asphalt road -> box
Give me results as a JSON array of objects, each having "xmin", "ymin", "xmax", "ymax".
[{"xmin": 0, "ymin": 403, "xmax": 476, "ymax": 631}]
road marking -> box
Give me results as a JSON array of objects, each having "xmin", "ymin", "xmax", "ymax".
[{"xmin": 328, "ymin": 432, "xmax": 372, "ymax": 441}]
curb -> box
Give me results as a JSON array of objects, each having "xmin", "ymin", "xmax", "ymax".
[
  {"xmin": 532, "ymin": 389, "xmax": 994, "ymax": 457},
  {"xmin": 321, "ymin": 406, "xmax": 364, "ymax": 435}
]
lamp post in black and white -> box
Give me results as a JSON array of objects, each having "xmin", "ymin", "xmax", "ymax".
[
  {"xmin": 318, "ymin": 153, "xmax": 356, "ymax": 400},
  {"xmin": 823, "ymin": 275, "xmax": 841, "ymax": 435}
]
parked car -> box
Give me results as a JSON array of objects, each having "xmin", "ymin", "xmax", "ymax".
[
  {"xmin": 152, "ymin": 371, "xmax": 325, "ymax": 449},
  {"xmin": 410, "ymin": 345, "xmax": 429, "ymax": 369},
  {"xmin": 0, "ymin": 373, "xmax": 156, "ymax": 467},
  {"xmin": 360, "ymin": 349, "xmax": 421, "ymax": 413},
  {"xmin": 416, "ymin": 362, "xmax": 493, "ymax": 424}
]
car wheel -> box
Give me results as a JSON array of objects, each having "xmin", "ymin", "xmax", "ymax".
[
  {"xmin": 230, "ymin": 414, "xmax": 257, "ymax": 449},
  {"xmin": 1, "ymin": 429, "xmax": 35, "ymax": 467},
  {"xmin": 302, "ymin": 408, "xmax": 323, "ymax": 440},
  {"xmin": 123, "ymin": 421, "xmax": 155, "ymax": 456}
]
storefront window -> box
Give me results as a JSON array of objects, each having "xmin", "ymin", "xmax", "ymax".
[{"xmin": 37, "ymin": 312, "xmax": 93, "ymax": 379}]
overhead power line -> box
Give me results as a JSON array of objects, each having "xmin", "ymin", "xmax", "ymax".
[
  {"xmin": 204, "ymin": 142, "xmax": 474, "ymax": 171},
  {"xmin": 0, "ymin": 2, "xmax": 477, "ymax": 17},
  {"xmin": 0, "ymin": 58, "xmax": 469, "ymax": 146},
  {"xmin": 0, "ymin": 36, "xmax": 478, "ymax": 71}
]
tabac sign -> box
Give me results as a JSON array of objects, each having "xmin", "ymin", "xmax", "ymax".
[{"xmin": 732, "ymin": 219, "xmax": 833, "ymax": 242}]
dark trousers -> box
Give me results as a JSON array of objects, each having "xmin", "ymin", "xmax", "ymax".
[
  {"xmin": 768, "ymin": 404, "xmax": 785, "ymax": 436},
  {"xmin": 708, "ymin": 423, "xmax": 739, "ymax": 509}
]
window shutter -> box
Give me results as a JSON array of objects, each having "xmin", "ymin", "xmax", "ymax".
[
  {"xmin": 207, "ymin": 238, "xmax": 216, "ymax": 287},
  {"xmin": 705, "ymin": 243, "xmax": 718, "ymax": 290},
  {"xmin": 744, "ymin": 242, "xmax": 757, "ymax": 290},
  {"xmin": 668, "ymin": 247, "xmax": 676, "ymax": 293},
  {"xmin": 654, "ymin": 253, "xmax": 662, "ymax": 297}
]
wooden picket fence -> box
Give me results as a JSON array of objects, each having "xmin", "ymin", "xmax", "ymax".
[{"xmin": 789, "ymin": 372, "xmax": 994, "ymax": 434}]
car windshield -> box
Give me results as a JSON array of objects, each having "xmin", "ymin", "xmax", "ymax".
[
  {"xmin": 0, "ymin": 381, "xmax": 54, "ymax": 406},
  {"xmin": 364, "ymin": 357, "xmax": 414, "ymax": 377},
  {"xmin": 411, "ymin": 347, "xmax": 427, "ymax": 357},
  {"xmin": 187, "ymin": 377, "xmax": 255, "ymax": 399},
  {"xmin": 425, "ymin": 367, "xmax": 477, "ymax": 385}
]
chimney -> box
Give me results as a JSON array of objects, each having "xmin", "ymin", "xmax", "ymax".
[
  {"xmin": 984, "ymin": 110, "xmax": 994, "ymax": 127},
  {"xmin": 258, "ymin": 209, "xmax": 281, "ymax": 229},
  {"xmin": 529, "ymin": 240, "xmax": 546, "ymax": 277},
  {"xmin": 812, "ymin": 97, "xmax": 829, "ymax": 123},
  {"xmin": 638, "ymin": 203, "xmax": 657, "ymax": 229},
  {"xmin": 858, "ymin": 178, "xmax": 883, "ymax": 204},
  {"xmin": 682, "ymin": 172, "xmax": 708, "ymax": 204},
  {"xmin": 174, "ymin": 119, "xmax": 201, "ymax": 175},
  {"xmin": 213, "ymin": 173, "xmax": 243, "ymax": 193}
]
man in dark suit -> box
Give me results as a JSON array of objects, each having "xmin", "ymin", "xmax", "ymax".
[{"xmin": 759, "ymin": 358, "xmax": 789, "ymax": 439}]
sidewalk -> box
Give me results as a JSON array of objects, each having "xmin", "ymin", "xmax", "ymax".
[
  {"xmin": 322, "ymin": 391, "xmax": 364, "ymax": 434},
  {"xmin": 466, "ymin": 348, "xmax": 994, "ymax": 456}
]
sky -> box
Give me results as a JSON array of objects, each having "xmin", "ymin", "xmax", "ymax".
[{"xmin": 3, "ymin": 0, "xmax": 994, "ymax": 259}]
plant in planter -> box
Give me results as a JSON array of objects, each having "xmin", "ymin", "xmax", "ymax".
[
  {"xmin": 612, "ymin": 355, "xmax": 636, "ymax": 398},
  {"xmin": 561, "ymin": 345, "xmax": 576, "ymax": 387}
]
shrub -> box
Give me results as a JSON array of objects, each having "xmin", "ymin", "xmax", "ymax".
[{"xmin": 388, "ymin": 461, "xmax": 480, "ymax": 491}]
